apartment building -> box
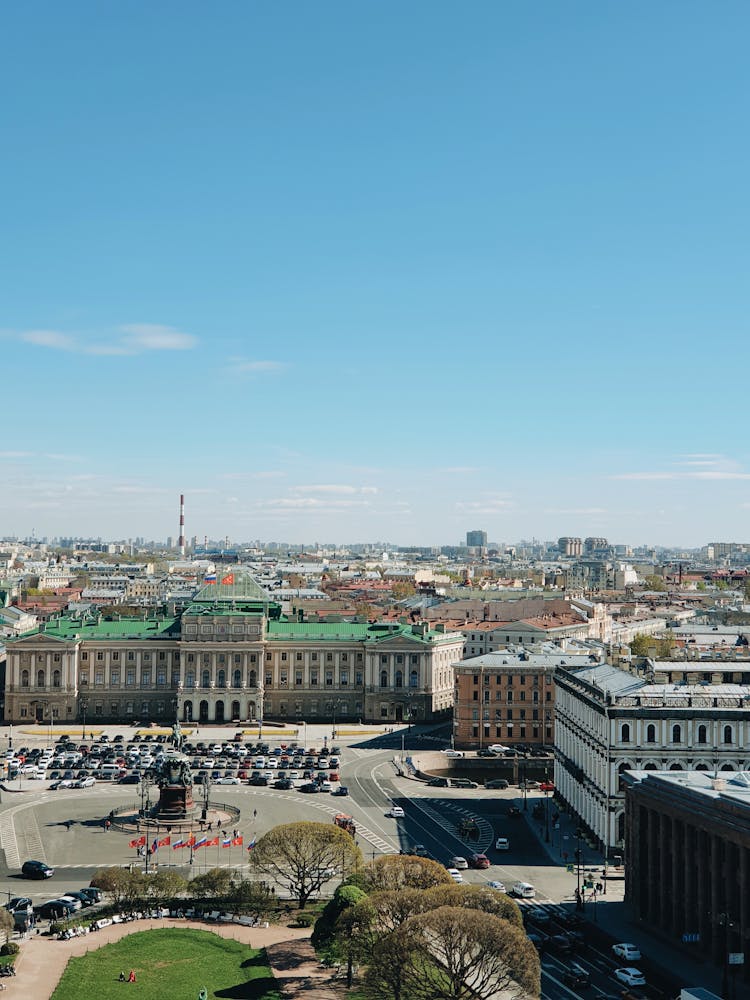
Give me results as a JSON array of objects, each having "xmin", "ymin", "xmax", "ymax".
[
  {"xmin": 4, "ymin": 575, "xmax": 463, "ymax": 726},
  {"xmin": 452, "ymin": 649, "xmax": 602, "ymax": 750},
  {"xmin": 554, "ymin": 663, "xmax": 750, "ymax": 854}
]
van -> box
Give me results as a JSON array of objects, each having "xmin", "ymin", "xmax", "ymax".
[
  {"xmin": 495, "ymin": 837, "xmax": 510, "ymax": 851},
  {"xmin": 99, "ymin": 764, "xmax": 119, "ymax": 780},
  {"xmin": 511, "ymin": 882, "xmax": 536, "ymax": 898}
]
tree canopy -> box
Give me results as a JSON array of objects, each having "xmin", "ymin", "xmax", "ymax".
[
  {"xmin": 250, "ymin": 821, "xmax": 362, "ymax": 908},
  {"xmin": 362, "ymin": 853, "xmax": 453, "ymax": 892}
]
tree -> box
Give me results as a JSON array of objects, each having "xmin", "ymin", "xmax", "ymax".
[
  {"xmin": 656, "ymin": 634, "xmax": 676, "ymax": 659},
  {"xmin": 629, "ymin": 633, "xmax": 653, "ymax": 657},
  {"xmin": 144, "ymin": 870, "xmax": 186, "ymax": 903},
  {"xmin": 0, "ymin": 909, "xmax": 14, "ymax": 945},
  {"xmin": 403, "ymin": 906, "xmax": 539, "ymax": 1000},
  {"xmin": 391, "ymin": 582, "xmax": 416, "ymax": 601},
  {"xmin": 90, "ymin": 867, "xmax": 144, "ymax": 909},
  {"xmin": 228, "ymin": 878, "xmax": 274, "ymax": 920},
  {"xmin": 363, "ymin": 923, "xmax": 423, "ymax": 1000},
  {"xmin": 421, "ymin": 883, "xmax": 523, "ymax": 928},
  {"xmin": 643, "ymin": 574, "xmax": 666, "ymax": 592},
  {"xmin": 190, "ymin": 868, "xmax": 232, "ymax": 899},
  {"xmin": 362, "ymin": 854, "xmax": 453, "ymax": 892},
  {"xmin": 312, "ymin": 883, "xmax": 368, "ymax": 951},
  {"xmin": 249, "ymin": 821, "xmax": 363, "ymax": 909}
]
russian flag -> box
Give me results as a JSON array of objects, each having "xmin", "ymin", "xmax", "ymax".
[
  {"xmin": 222, "ymin": 837, "xmax": 232, "ymax": 848},
  {"xmin": 247, "ymin": 836, "xmax": 256, "ymax": 851},
  {"xmin": 172, "ymin": 838, "xmax": 184, "ymax": 850},
  {"xmin": 204, "ymin": 573, "xmax": 217, "ymax": 584},
  {"xmin": 151, "ymin": 839, "xmax": 159, "ymax": 854},
  {"xmin": 195, "ymin": 836, "xmax": 208, "ymax": 848}
]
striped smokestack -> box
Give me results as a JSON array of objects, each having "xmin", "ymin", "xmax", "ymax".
[{"xmin": 179, "ymin": 493, "xmax": 185, "ymax": 556}]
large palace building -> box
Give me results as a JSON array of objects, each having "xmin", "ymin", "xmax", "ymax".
[{"xmin": 4, "ymin": 577, "xmax": 464, "ymax": 727}]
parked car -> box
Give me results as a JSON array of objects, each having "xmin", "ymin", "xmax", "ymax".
[
  {"xmin": 441, "ymin": 750, "xmax": 464, "ymax": 758},
  {"xmin": 118, "ymin": 774, "xmax": 140, "ymax": 784},
  {"xmin": 80, "ymin": 887, "xmax": 103, "ymax": 903},
  {"xmin": 486, "ymin": 880, "xmax": 506, "ymax": 892},
  {"xmin": 22, "ymin": 860, "xmax": 54, "ymax": 879},
  {"xmin": 299, "ymin": 782, "xmax": 320, "ymax": 793},
  {"xmin": 36, "ymin": 899, "xmax": 75, "ymax": 920},
  {"xmin": 451, "ymin": 778, "xmax": 478, "ymax": 789},
  {"xmin": 5, "ymin": 897, "xmax": 33, "ymax": 914},
  {"xmin": 332, "ymin": 786, "xmax": 349, "ymax": 796},
  {"xmin": 495, "ymin": 837, "xmax": 510, "ymax": 850},
  {"xmin": 613, "ymin": 969, "xmax": 646, "ymax": 988},
  {"xmin": 485, "ymin": 778, "xmax": 509, "ymax": 789},
  {"xmin": 469, "ymin": 853, "xmax": 490, "ymax": 869},
  {"xmin": 539, "ymin": 781, "xmax": 555, "ymax": 792},
  {"xmin": 448, "ymin": 856, "xmax": 469, "ymax": 870},
  {"xmin": 612, "ymin": 943, "xmax": 642, "ymax": 961},
  {"xmin": 215, "ymin": 776, "xmax": 240, "ymax": 785},
  {"xmin": 446, "ymin": 868, "xmax": 464, "ymax": 883}
]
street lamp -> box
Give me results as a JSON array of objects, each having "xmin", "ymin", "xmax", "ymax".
[
  {"xmin": 80, "ymin": 696, "xmax": 88, "ymax": 742},
  {"xmin": 140, "ymin": 776, "xmax": 154, "ymax": 823},
  {"xmin": 544, "ymin": 770, "xmax": 550, "ymax": 843},
  {"xmin": 520, "ymin": 758, "xmax": 528, "ymax": 811},
  {"xmin": 575, "ymin": 827, "xmax": 584, "ymax": 911}
]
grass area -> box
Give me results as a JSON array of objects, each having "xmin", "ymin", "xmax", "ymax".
[{"xmin": 50, "ymin": 928, "xmax": 282, "ymax": 1000}]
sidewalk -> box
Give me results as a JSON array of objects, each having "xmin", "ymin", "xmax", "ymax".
[{"xmin": 523, "ymin": 791, "xmax": 726, "ymax": 998}]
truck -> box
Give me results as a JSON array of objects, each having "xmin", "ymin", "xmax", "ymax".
[
  {"xmin": 333, "ymin": 813, "xmax": 356, "ymax": 837},
  {"xmin": 680, "ymin": 989, "xmax": 723, "ymax": 1000}
]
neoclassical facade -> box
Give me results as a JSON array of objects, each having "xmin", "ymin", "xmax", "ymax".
[
  {"xmin": 4, "ymin": 578, "xmax": 464, "ymax": 726},
  {"xmin": 554, "ymin": 663, "xmax": 750, "ymax": 855}
]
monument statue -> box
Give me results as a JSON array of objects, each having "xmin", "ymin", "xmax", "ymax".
[
  {"xmin": 170, "ymin": 719, "xmax": 184, "ymax": 752},
  {"xmin": 155, "ymin": 753, "xmax": 194, "ymax": 819}
]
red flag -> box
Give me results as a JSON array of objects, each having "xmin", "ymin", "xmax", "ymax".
[
  {"xmin": 185, "ymin": 835, "xmax": 196, "ymax": 847},
  {"xmin": 232, "ymin": 836, "xmax": 243, "ymax": 847},
  {"xmin": 221, "ymin": 573, "xmax": 234, "ymax": 585},
  {"xmin": 137, "ymin": 835, "xmax": 146, "ymax": 847},
  {"xmin": 158, "ymin": 835, "xmax": 171, "ymax": 848},
  {"xmin": 207, "ymin": 836, "xmax": 220, "ymax": 847},
  {"xmin": 128, "ymin": 838, "xmax": 139, "ymax": 849}
]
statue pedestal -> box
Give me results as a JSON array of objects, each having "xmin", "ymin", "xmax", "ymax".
[{"xmin": 157, "ymin": 785, "xmax": 195, "ymax": 820}]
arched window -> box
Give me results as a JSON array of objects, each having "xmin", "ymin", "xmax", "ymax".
[
  {"xmin": 646, "ymin": 724, "xmax": 656, "ymax": 743},
  {"xmin": 53, "ymin": 670, "xmax": 61, "ymax": 688},
  {"xmin": 409, "ymin": 669, "xmax": 418, "ymax": 689},
  {"xmin": 217, "ymin": 669, "xmax": 226, "ymax": 689},
  {"xmin": 201, "ymin": 669, "xmax": 210, "ymax": 688},
  {"xmin": 249, "ymin": 670, "xmax": 257, "ymax": 687},
  {"xmin": 698, "ymin": 725, "xmax": 707, "ymax": 744},
  {"xmin": 723, "ymin": 725, "xmax": 732, "ymax": 744},
  {"xmin": 186, "ymin": 670, "xmax": 195, "ymax": 688},
  {"xmin": 395, "ymin": 670, "xmax": 403, "ymax": 689},
  {"xmin": 672, "ymin": 724, "xmax": 681, "ymax": 744},
  {"xmin": 721, "ymin": 763, "xmax": 735, "ymax": 772},
  {"xmin": 231, "ymin": 700, "xmax": 240, "ymax": 720},
  {"xmin": 621, "ymin": 723, "xmax": 631, "ymax": 743},
  {"xmin": 669, "ymin": 763, "xmax": 683, "ymax": 771},
  {"xmin": 644, "ymin": 762, "xmax": 658, "ymax": 770},
  {"xmin": 233, "ymin": 669, "xmax": 242, "ymax": 688},
  {"xmin": 37, "ymin": 669, "xmax": 45, "ymax": 688},
  {"xmin": 21, "ymin": 670, "xmax": 29, "ymax": 688},
  {"xmin": 380, "ymin": 670, "xmax": 388, "ymax": 688},
  {"xmin": 695, "ymin": 762, "xmax": 709, "ymax": 771}
]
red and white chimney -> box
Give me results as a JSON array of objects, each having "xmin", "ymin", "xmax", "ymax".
[{"xmin": 179, "ymin": 493, "xmax": 186, "ymax": 557}]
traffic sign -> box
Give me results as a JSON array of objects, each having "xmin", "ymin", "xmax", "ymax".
[
  {"xmin": 729, "ymin": 953, "xmax": 745, "ymax": 965},
  {"xmin": 682, "ymin": 932, "xmax": 700, "ymax": 943}
]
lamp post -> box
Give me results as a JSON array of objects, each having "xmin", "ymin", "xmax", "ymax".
[
  {"xmin": 521, "ymin": 758, "xmax": 528, "ymax": 811},
  {"xmin": 140, "ymin": 776, "xmax": 154, "ymax": 824},
  {"xmin": 80, "ymin": 696, "xmax": 88, "ymax": 742},
  {"xmin": 575, "ymin": 827, "xmax": 584, "ymax": 911},
  {"xmin": 544, "ymin": 770, "xmax": 550, "ymax": 843}
]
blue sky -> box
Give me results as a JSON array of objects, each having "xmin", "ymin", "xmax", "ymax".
[{"xmin": 2, "ymin": 2, "xmax": 748, "ymax": 547}]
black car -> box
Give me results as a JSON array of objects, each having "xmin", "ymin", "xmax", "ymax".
[
  {"xmin": 426, "ymin": 777, "xmax": 449, "ymax": 787},
  {"xmin": 5, "ymin": 897, "xmax": 32, "ymax": 914},
  {"xmin": 36, "ymin": 899, "xmax": 75, "ymax": 919},
  {"xmin": 248, "ymin": 775, "xmax": 268, "ymax": 786},
  {"xmin": 118, "ymin": 774, "xmax": 140, "ymax": 784},
  {"xmin": 274, "ymin": 778, "xmax": 293, "ymax": 790},
  {"xmin": 562, "ymin": 964, "xmax": 590, "ymax": 987},
  {"xmin": 299, "ymin": 782, "xmax": 320, "ymax": 793},
  {"xmin": 22, "ymin": 860, "xmax": 54, "ymax": 879},
  {"xmin": 332, "ymin": 786, "xmax": 349, "ymax": 796},
  {"xmin": 485, "ymin": 778, "xmax": 509, "ymax": 789},
  {"xmin": 80, "ymin": 887, "xmax": 102, "ymax": 903}
]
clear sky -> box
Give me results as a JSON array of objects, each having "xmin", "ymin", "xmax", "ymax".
[{"xmin": 2, "ymin": 2, "xmax": 748, "ymax": 548}]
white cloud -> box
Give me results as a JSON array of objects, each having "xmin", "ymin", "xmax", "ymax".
[
  {"xmin": 16, "ymin": 324, "xmax": 197, "ymax": 355},
  {"xmin": 291, "ymin": 484, "xmax": 378, "ymax": 496},
  {"xmin": 0, "ymin": 451, "xmax": 33, "ymax": 459},
  {"xmin": 45, "ymin": 453, "xmax": 83, "ymax": 462},
  {"xmin": 613, "ymin": 471, "xmax": 750, "ymax": 481},
  {"xmin": 120, "ymin": 324, "xmax": 197, "ymax": 351},
  {"xmin": 544, "ymin": 507, "xmax": 608, "ymax": 515}
]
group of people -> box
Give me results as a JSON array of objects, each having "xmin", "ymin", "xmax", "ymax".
[{"xmin": 118, "ymin": 970, "xmax": 137, "ymax": 983}]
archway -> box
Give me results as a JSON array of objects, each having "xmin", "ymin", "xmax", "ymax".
[
  {"xmin": 231, "ymin": 700, "xmax": 240, "ymax": 721},
  {"xmin": 215, "ymin": 701, "xmax": 225, "ymax": 723},
  {"xmin": 395, "ymin": 704, "xmax": 403, "ymax": 721},
  {"xmin": 199, "ymin": 700, "xmax": 209, "ymax": 722},
  {"xmin": 247, "ymin": 701, "xmax": 256, "ymax": 719},
  {"xmin": 183, "ymin": 701, "xmax": 193, "ymax": 722}
]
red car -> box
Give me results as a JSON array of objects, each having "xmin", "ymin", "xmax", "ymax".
[
  {"xmin": 539, "ymin": 781, "xmax": 555, "ymax": 792},
  {"xmin": 469, "ymin": 853, "xmax": 490, "ymax": 869}
]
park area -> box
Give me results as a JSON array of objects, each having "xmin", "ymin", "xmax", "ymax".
[{"xmin": 50, "ymin": 928, "xmax": 282, "ymax": 1000}]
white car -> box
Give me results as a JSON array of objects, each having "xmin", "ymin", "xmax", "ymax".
[
  {"xmin": 487, "ymin": 880, "xmax": 506, "ymax": 892},
  {"xmin": 612, "ymin": 943, "xmax": 641, "ymax": 961},
  {"xmin": 215, "ymin": 777, "xmax": 240, "ymax": 785},
  {"xmin": 387, "ymin": 806, "xmax": 405, "ymax": 818},
  {"xmin": 495, "ymin": 837, "xmax": 510, "ymax": 851},
  {"xmin": 448, "ymin": 856, "xmax": 468, "ymax": 870},
  {"xmin": 74, "ymin": 776, "xmax": 96, "ymax": 788},
  {"xmin": 613, "ymin": 968, "xmax": 646, "ymax": 988},
  {"xmin": 446, "ymin": 868, "xmax": 464, "ymax": 883},
  {"xmin": 511, "ymin": 882, "xmax": 536, "ymax": 898},
  {"xmin": 266, "ymin": 758, "xmax": 278, "ymax": 769},
  {"xmin": 441, "ymin": 749, "xmax": 464, "ymax": 757}
]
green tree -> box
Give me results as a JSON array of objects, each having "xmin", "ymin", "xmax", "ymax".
[
  {"xmin": 362, "ymin": 854, "xmax": 453, "ymax": 892},
  {"xmin": 191, "ymin": 868, "xmax": 233, "ymax": 899},
  {"xmin": 629, "ymin": 633, "xmax": 653, "ymax": 657},
  {"xmin": 421, "ymin": 883, "xmax": 523, "ymax": 928},
  {"xmin": 312, "ymin": 882, "xmax": 368, "ymax": 951},
  {"xmin": 363, "ymin": 924, "xmax": 423, "ymax": 1000},
  {"xmin": 144, "ymin": 870, "xmax": 187, "ymax": 903},
  {"xmin": 228, "ymin": 878, "xmax": 274, "ymax": 920},
  {"xmin": 656, "ymin": 634, "xmax": 676, "ymax": 659},
  {"xmin": 643, "ymin": 574, "xmax": 666, "ymax": 591},
  {"xmin": 250, "ymin": 821, "xmax": 363, "ymax": 909},
  {"xmin": 90, "ymin": 867, "xmax": 144, "ymax": 909}
]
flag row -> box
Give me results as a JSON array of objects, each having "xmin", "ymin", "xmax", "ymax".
[{"xmin": 128, "ymin": 834, "xmax": 247, "ymax": 851}]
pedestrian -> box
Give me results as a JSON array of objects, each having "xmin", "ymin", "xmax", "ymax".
[
  {"xmin": 208, "ymin": 821, "xmax": 212, "ymax": 831},
  {"xmin": 119, "ymin": 971, "xmax": 126, "ymax": 982},
  {"xmin": 128, "ymin": 970, "xmax": 136, "ymax": 983}
]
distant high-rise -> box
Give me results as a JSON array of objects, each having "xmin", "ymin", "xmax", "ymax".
[
  {"xmin": 558, "ymin": 537, "xmax": 583, "ymax": 557},
  {"xmin": 178, "ymin": 494, "xmax": 186, "ymax": 557},
  {"xmin": 466, "ymin": 530, "xmax": 488, "ymax": 548}
]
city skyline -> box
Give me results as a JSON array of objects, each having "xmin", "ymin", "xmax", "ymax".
[{"xmin": 2, "ymin": 3, "xmax": 749, "ymax": 545}]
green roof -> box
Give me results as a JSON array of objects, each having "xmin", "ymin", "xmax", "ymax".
[
  {"xmin": 11, "ymin": 615, "xmax": 180, "ymax": 642},
  {"xmin": 266, "ymin": 620, "xmax": 454, "ymax": 645}
]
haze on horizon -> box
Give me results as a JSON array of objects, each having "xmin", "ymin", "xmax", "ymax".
[{"xmin": 2, "ymin": 3, "xmax": 749, "ymax": 549}]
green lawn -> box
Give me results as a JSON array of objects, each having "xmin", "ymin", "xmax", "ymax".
[{"xmin": 50, "ymin": 928, "xmax": 282, "ymax": 1000}]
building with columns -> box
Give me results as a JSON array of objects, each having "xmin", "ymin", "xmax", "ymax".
[
  {"xmin": 623, "ymin": 769, "xmax": 750, "ymax": 989},
  {"xmin": 554, "ymin": 663, "xmax": 750, "ymax": 857},
  {"xmin": 3, "ymin": 576, "xmax": 463, "ymax": 727}
]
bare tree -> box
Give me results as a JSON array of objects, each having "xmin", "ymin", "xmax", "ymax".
[
  {"xmin": 363, "ymin": 854, "xmax": 453, "ymax": 892},
  {"xmin": 250, "ymin": 822, "xmax": 362, "ymax": 909}
]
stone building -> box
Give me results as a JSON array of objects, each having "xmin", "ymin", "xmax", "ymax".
[
  {"xmin": 4, "ymin": 576, "xmax": 463, "ymax": 727},
  {"xmin": 623, "ymin": 769, "xmax": 750, "ymax": 989}
]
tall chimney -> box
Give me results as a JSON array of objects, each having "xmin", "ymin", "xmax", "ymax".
[{"xmin": 179, "ymin": 494, "xmax": 186, "ymax": 557}]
